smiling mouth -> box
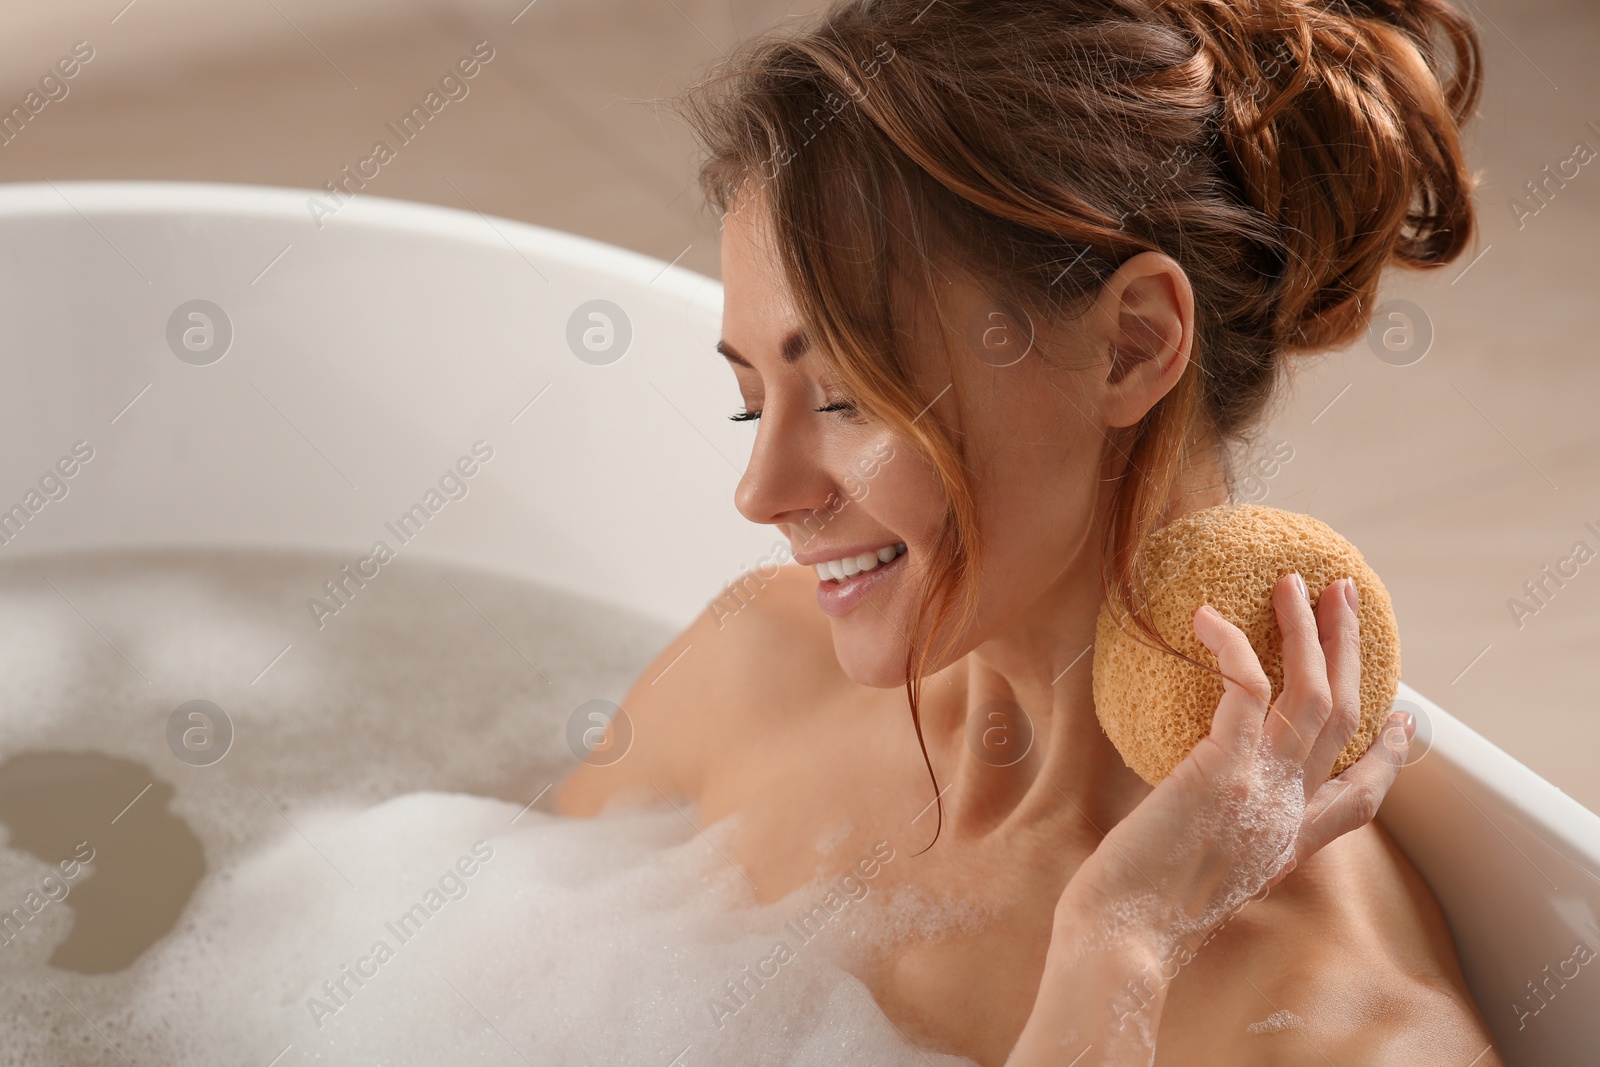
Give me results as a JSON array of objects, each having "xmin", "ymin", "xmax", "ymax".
[
  {"xmin": 812, "ymin": 541, "xmax": 907, "ymax": 583},
  {"xmin": 812, "ymin": 541, "xmax": 909, "ymax": 619}
]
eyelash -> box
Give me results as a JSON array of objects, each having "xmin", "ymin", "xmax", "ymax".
[{"xmin": 729, "ymin": 400, "xmax": 858, "ymax": 422}]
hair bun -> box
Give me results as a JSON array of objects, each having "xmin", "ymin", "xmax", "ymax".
[{"xmin": 1158, "ymin": 0, "xmax": 1483, "ymax": 354}]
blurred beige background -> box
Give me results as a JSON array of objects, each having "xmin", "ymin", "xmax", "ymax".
[{"xmin": 1, "ymin": 0, "xmax": 1596, "ymax": 812}]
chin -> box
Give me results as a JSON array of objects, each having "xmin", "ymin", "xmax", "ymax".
[{"xmin": 829, "ymin": 624, "xmax": 912, "ymax": 689}]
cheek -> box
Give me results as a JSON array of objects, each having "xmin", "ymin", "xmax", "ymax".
[
  {"xmin": 837, "ymin": 433, "xmax": 944, "ymax": 541},
  {"xmin": 965, "ymin": 425, "xmax": 1102, "ymax": 602}
]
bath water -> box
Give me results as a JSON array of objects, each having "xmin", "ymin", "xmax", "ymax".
[{"xmin": 0, "ymin": 548, "xmax": 980, "ymax": 1066}]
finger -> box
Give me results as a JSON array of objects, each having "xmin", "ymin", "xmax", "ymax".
[
  {"xmin": 1291, "ymin": 711, "xmax": 1411, "ymax": 864},
  {"xmin": 1193, "ymin": 603, "xmax": 1273, "ymax": 753},
  {"xmin": 1302, "ymin": 577, "xmax": 1363, "ymax": 786},
  {"xmin": 1263, "ymin": 571, "xmax": 1332, "ymax": 771}
]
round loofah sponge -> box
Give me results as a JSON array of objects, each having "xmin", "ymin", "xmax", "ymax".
[{"xmin": 1092, "ymin": 503, "xmax": 1401, "ymax": 786}]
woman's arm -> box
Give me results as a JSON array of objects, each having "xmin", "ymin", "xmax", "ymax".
[
  {"xmin": 1006, "ymin": 924, "xmax": 1173, "ymax": 1064},
  {"xmin": 1007, "ymin": 574, "xmax": 1417, "ymax": 1065}
]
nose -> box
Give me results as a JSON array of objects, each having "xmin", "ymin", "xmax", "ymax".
[{"xmin": 732, "ymin": 401, "xmax": 836, "ymax": 533}]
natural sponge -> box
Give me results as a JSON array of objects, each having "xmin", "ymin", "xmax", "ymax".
[{"xmin": 1092, "ymin": 504, "xmax": 1401, "ymax": 785}]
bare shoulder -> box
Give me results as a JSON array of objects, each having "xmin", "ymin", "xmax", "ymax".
[
  {"xmin": 1161, "ymin": 821, "xmax": 1503, "ymax": 1066},
  {"xmin": 553, "ymin": 562, "xmax": 843, "ymax": 817}
]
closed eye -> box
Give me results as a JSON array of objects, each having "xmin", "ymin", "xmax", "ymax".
[{"xmin": 729, "ymin": 400, "xmax": 858, "ymax": 422}]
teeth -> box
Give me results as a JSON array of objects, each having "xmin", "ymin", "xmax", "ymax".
[{"xmin": 814, "ymin": 542, "xmax": 906, "ymax": 583}]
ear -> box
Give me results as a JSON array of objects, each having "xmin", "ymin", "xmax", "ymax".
[{"xmin": 1090, "ymin": 251, "xmax": 1195, "ymax": 429}]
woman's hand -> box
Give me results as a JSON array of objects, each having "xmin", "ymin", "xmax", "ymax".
[{"xmin": 1006, "ymin": 573, "xmax": 1416, "ymax": 1066}]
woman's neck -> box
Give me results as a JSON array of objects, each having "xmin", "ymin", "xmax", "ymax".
[{"xmin": 924, "ymin": 447, "xmax": 1232, "ymax": 840}]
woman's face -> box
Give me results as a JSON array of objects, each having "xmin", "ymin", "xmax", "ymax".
[{"xmin": 717, "ymin": 198, "xmax": 1192, "ymax": 688}]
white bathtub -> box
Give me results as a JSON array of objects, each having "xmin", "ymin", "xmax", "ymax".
[{"xmin": 0, "ymin": 181, "xmax": 1595, "ymax": 1063}]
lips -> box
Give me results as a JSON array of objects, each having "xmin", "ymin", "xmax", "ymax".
[{"xmin": 814, "ymin": 544, "xmax": 907, "ymax": 618}]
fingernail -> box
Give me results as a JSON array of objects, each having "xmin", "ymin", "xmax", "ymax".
[
  {"xmin": 1342, "ymin": 578, "xmax": 1360, "ymax": 614},
  {"xmin": 1289, "ymin": 572, "xmax": 1308, "ymax": 603},
  {"xmin": 1387, "ymin": 709, "xmax": 1415, "ymax": 739}
]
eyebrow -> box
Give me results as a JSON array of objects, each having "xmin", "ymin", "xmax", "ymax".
[{"xmin": 716, "ymin": 328, "xmax": 810, "ymax": 368}]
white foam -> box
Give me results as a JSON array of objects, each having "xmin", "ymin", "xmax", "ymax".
[
  {"xmin": 0, "ymin": 549, "xmax": 979, "ymax": 1065},
  {"xmin": 111, "ymin": 793, "xmax": 975, "ymax": 1064},
  {"xmin": 1247, "ymin": 1008, "xmax": 1301, "ymax": 1034}
]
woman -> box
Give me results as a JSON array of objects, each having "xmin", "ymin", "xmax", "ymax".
[{"xmin": 558, "ymin": 0, "xmax": 1502, "ymax": 1062}]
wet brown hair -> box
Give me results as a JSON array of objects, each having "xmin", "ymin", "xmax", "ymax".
[{"xmin": 675, "ymin": 0, "xmax": 1482, "ymax": 851}]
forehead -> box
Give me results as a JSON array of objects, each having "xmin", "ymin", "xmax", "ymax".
[
  {"xmin": 715, "ymin": 182, "xmax": 1004, "ymax": 375},
  {"xmin": 720, "ymin": 194, "xmax": 799, "ymax": 329}
]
